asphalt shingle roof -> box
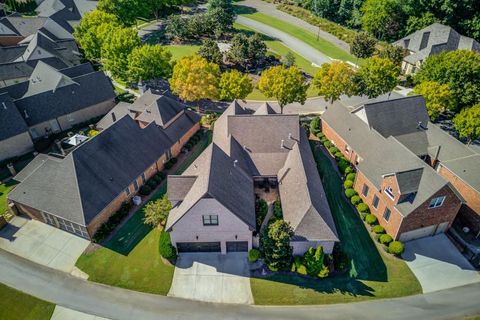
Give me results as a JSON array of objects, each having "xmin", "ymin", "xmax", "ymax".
[{"xmin": 0, "ymin": 93, "xmax": 28, "ymax": 140}]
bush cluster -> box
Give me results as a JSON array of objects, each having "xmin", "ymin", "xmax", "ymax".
[
  {"xmin": 350, "ymin": 195, "xmax": 361, "ymax": 205},
  {"xmin": 343, "ymin": 180, "xmax": 354, "ymax": 189},
  {"xmin": 93, "ymin": 201, "xmax": 133, "ymax": 243},
  {"xmin": 309, "ymin": 117, "xmax": 321, "ymax": 135},
  {"xmin": 272, "ymin": 200, "xmax": 283, "ymax": 220},
  {"xmin": 365, "ymin": 214, "xmax": 377, "ymax": 225},
  {"xmin": 184, "ymin": 131, "xmax": 203, "ymax": 151},
  {"xmin": 291, "ymin": 246, "xmax": 330, "ymax": 278},
  {"xmin": 345, "ymin": 188, "xmax": 357, "ymax": 198},
  {"xmin": 388, "ymin": 241, "xmax": 405, "ymax": 255},
  {"xmin": 248, "ymin": 248, "xmax": 260, "ymax": 262},
  {"xmin": 164, "ymin": 157, "xmax": 178, "ymax": 170},
  {"xmin": 372, "ymin": 225, "xmax": 385, "ymax": 234},
  {"xmin": 356, "ymin": 203, "xmax": 369, "ymax": 213},
  {"xmin": 379, "ymin": 234, "xmax": 393, "ymax": 245},
  {"xmin": 346, "ymin": 173, "xmax": 356, "ymax": 181},
  {"xmin": 255, "ymin": 199, "xmax": 268, "ymax": 231},
  {"xmin": 159, "ymin": 230, "xmax": 177, "ymax": 260}
]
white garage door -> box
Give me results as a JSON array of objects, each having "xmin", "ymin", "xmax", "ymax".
[{"xmin": 399, "ymin": 225, "xmax": 436, "ymax": 242}]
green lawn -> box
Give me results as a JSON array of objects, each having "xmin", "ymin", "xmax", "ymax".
[
  {"xmin": 164, "ymin": 45, "xmax": 201, "ymax": 61},
  {"xmin": 0, "ymin": 180, "xmax": 17, "ymax": 216},
  {"xmin": 250, "ymin": 142, "xmax": 421, "ymax": 305},
  {"xmin": 235, "ymin": 8, "xmax": 360, "ymax": 65},
  {"xmin": 76, "ymin": 131, "xmax": 212, "ymax": 294},
  {"xmin": 0, "ymin": 283, "xmax": 55, "ymax": 320}
]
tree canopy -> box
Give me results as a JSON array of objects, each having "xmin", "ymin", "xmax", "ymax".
[
  {"xmin": 360, "ymin": 0, "xmax": 406, "ymax": 41},
  {"xmin": 257, "ymin": 65, "xmax": 308, "ymax": 113},
  {"xmin": 414, "ymin": 50, "xmax": 480, "ymax": 112},
  {"xmin": 453, "ymin": 104, "xmax": 480, "ymax": 145},
  {"xmin": 219, "ymin": 70, "xmax": 253, "ymax": 101},
  {"xmin": 98, "ymin": 0, "xmax": 141, "ymax": 26},
  {"xmin": 354, "ymin": 56, "xmax": 399, "ymax": 98},
  {"xmin": 127, "ymin": 44, "xmax": 173, "ymax": 83},
  {"xmin": 169, "ymin": 55, "xmax": 221, "ymax": 102},
  {"xmin": 377, "ymin": 44, "xmax": 405, "ymax": 66},
  {"xmin": 143, "ymin": 195, "xmax": 171, "ymax": 227},
  {"xmin": 261, "ymin": 220, "xmax": 294, "ymax": 271},
  {"xmin": 101, "ymin": 27, "xmax": 141, "ymax": 80},
  {"xmin": 198, "ymin": 39, "xmax": 223, "ymax": 64},
  {"xmin": 312, "ymin": 61, "xmax": 355, "ymax": 104},
  {"xmin": 227, "ymin": 33, "xmax": 267, "ymax": 68},
  {"xmin": 350, "ymin": 32, "xmax": 376, "ymax": 59},
  {"xmin": 411, "ymin": 81, "xmax": 454, "ymax": 121}
]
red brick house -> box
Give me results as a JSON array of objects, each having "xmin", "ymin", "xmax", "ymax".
[{"xmin": 321, "ymin": 96, "xmax": 463, "ymax": 241}]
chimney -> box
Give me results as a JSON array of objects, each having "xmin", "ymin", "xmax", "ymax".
[{"xmin": 280, "ymin": 139, "xmax": 285, "ymax": 149}]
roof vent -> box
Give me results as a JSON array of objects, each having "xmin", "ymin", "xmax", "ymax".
[
  {"xmin": 416, "ymin": 121, "xmax": 424, "ymax": 129},
  {"xmin": 280, "ymin": 139, "xmax": 285, "ymax": 149},
  {"xmin": 23, "ymin": 109, "xmax": 29, "ymax": 118},
  {"xmin": 233, "ymin": 160, "xmax": 238, "ymax": 167},
  {"xmin": 2, "ymin": 102, "xmax": 6, "ymax": 110},
  {"xmin": 288, "ymin": 133, "xmax": 292, "ymax": 140}
]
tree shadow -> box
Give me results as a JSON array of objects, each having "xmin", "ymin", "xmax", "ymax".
[{"xmin": 233, "ymin": 5, "xmax": 257, "ymax": 15}]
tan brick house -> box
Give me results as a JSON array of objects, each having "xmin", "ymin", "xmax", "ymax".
[{"xmin": 321, "ymin": 95, "xmax": 463, "ymax": 241}]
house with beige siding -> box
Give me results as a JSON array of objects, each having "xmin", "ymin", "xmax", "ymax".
[
  {"xmin": 166, "ymin": 101, "xmax": 338, "ymax": 254},
  {"xmin": 321, "ymin": 95, "xmax": 464, "ymax": 242}
]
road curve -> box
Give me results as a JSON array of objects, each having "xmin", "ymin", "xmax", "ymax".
[
  {"xmin": 236, "ymin": 15, "xmax": 331, "ymax": 66},
  {"xmin": 1, "ymin": 249, "xmax": 480, "ymax": 320}
]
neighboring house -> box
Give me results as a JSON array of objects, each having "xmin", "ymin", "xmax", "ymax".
[
  {"xmin": 97, "ymin": 89, "xmax": 201, "ymax": 160},
  {"xmin": 0, "ymin": 93, "xmax": 34, "ymax": 161},
  {"xmin": 8, "ymin": 116, "xmax": 173, "ymax": 239},
  {"xmin": 321, "ymin": 95, "xmax": 464, "ymax": 242},
  {"xmin": 166, "ymin": 101, "xmax": 338, "ymax": 255},
  {"xmin": 0, "ymin": 14, "xmax": 48, "ymax": 46},
  {"xmin": 394, "ymin": 23, "xmax": 480, "ymax": 74},
  {"xmin": 0, "ymin": 31, "xmax": 81, "ymax": 87}
]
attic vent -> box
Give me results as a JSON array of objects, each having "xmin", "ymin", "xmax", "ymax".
[
  {"xmin": 280, "ymin": 139, "xmax": 285, "ymax": 149},
  {"xmin": 288, "ymin": 133, "xmax": 292, "ymax": 140},
  {"xmin": 233, "ymin": 160, "xmax": 238, "ymax": 167},
  {"xmin": 23, "ymin": 109, "xmax": 29, "ymax": 118},
  {"xmin": 2, "ymin": 102, "xmax": 6, "ymax": 110}
]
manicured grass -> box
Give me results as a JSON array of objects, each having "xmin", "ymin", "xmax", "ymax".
[
  {"xmin": 165, "ymin": 45, "xmax": 201, "ymax": 61},
  {"xmin": 0, "ymin": 283, "xmax": 55, "ymax": 320},
  {"xmin": 76, "ymin": 131, "xmax": 212, "ymax": 294},
  {"xmin": 0, "ymin": 180, "xmax": 17, "ymax": 216},
  {"xmin": 235, "ymin": 8, "xmax": 359, "ymax": 64},
  {"xmin": 250, "ymin": 142, "xmax": 421, "ymax": 305}
]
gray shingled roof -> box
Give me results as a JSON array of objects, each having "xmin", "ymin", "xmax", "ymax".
[
  {"xmin": 9, "ymin": 116, "xmax": 172, "ymax": 226},
  {"xmin": 0, "ymin": 93, "xmax": 28, "ymax": 140},
  {"xmin": 95, "ymin": 102, "xmax": 134, "ymax": 130},
  {"xmin": 394, "ymin": 23, "xmax": 480, "ymax": 64},
  {"xmin": 163, "ymin": 110, "xmax": 201, "ymax": 143},
  {"xmin": 136, "ymin": 93, "xmax": 186, "ymax": 127},
  {"xmin": 167, "ymin": 176, "xmax": 198, "ymax": 201},
  {"xmin": 0, "ymin": 15, "xmax": 48, "ymax": 37},
  {"xmin": 253, "ymin": 102, "xmax": 276, "ymax": 115},
  {"xmin": 394, "ymin": 168, "xmax": 424, "ymax": 195},
  {"xmin": 166, "ymin": 102, "xmax": 338, "ymax": 242}
]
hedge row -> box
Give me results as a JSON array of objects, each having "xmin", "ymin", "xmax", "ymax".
[
  {"xmin": 184, "ymin": 130, "xmax": 204, "ymax": 151},
  {"xmin": 93, "ymin": 201, "xmax": 133, "ymax": 243},
  {"xmin": 164, "ymin": 157, "xmax": 178, "ymax": 170},
  {"xmin": 139, "ymin": 172, "xmax": 166, "ymax": 196}
]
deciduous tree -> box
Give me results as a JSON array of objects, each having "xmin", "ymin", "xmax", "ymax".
[
  {"xmin": 127, "ymin": 44, "xmax": 173, "ymax": 83},
  {"xmin": 312, "ymin": 61, "xmax": 355, "ymax": 104},
  {"xmin": 98, "ymin": 0, "xmax": 141, "ymax": 26},
  {"xmin": 377, "ymin": 44, "xmax": 405, "ymax": 66},
  {"xmin": 354, "ymin": 56, "xmax": 399, "ymax": 98},
  {"xmin": 101, "ymin": 27, "xmax": 141, "ymax": 80},
  {"xmin": 350, "ymin": 32, "xmax": 376, "ymax": 60},
  {"xmin": 453, "ymin": 104, "xmax": 480, "ymax": 145},
  {"xmin": 219, "ymin": 70, "xmax": 253, "ymax": 101},
  {"xmin": 169, "ymin": 55, "xmax": 221, "ymax": 102},
  {"xmin": 227, "ymin": 33, "xmax": 267, "ymax": 68},
  {"xmin": 261, "ymin": 220, "xmax": 293, "ymax": 271},
  {"xmin": 198, "ymin": 39, "xmax": 223, "ymax": 64},
  {"xmin": 360, "ymin": 0, "xmax": 406, "ymax": 41},
  {"xmin": 257, "ymin": 65, "xmax": 308, "ymax": 114},
  {"xmin": 143, "ymin": 195, "xmax": 171, "ymax": 227},
  {"xmin": 411, "ymin": 81, "xmax": 454, "ymax": 121}
]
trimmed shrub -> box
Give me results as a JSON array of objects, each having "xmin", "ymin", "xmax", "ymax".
[
  {"xmin": 344, "ymin": 166, "xmax": 353, "ymax": 175},
  {"xmin": 272, "ymin": 200, "xmax": 283, "ymax": 219},
  {"xmin": 323, "ymin": 141, "xmax": 333, "ymax": 148},
  {"xmin": 360, "ymin": 212, "xmax": 368, "ymax": 220},
  {"xmin": 356, "ymin": 203, "xmax": 369, "ymax": 213},
  {"xmin": 350, "ymin": 195, "xmax": 361, "ymax": 205},
  {"xmin": 318, "ymin": 265, "xmax": 329, "ymax": 278},
  {"xmin": 372, "ymin": 225, "xmax": 385, "ymax": 234},
  {"xmin": 164, "ymin": 161, "xmax": 174, "ymax": 170},
  {"xmin": 316, "ymin": 132, "xmax": 325, "ymax": 139},
  {"xmin": 379, "ymin": 234, "xmax": 393, "ymax": 245},
  {"xmin": 296, "ymin": 264, "xmax": 307, "ymax": 275},
  {"xmin": 338, "ymin": 159, "xmax": 349, "ymax": 173},
  {"xmin": 139, "ymin": 185, "xmax": 152, "ymax": 196},
  {"xmin": 346, "ymin": 173, "xmax": 356, "ymax": 181},
  {"xmin": 334, "ymin": 151, "xmax": 344, "ymax": 159},
  {"xmin": 388, "ymin": 241, "xmax": 405, "ymax": 255},
  {"xmin": 156, "ymin": 172, "xmax": 165, "ymax": 180},
  {"xmin": 255, "ymin": 199, "xmax": 268, "ymax": 231},
  {"xmin": 344, "ymin": 180, "xmax": 354, "ymax": 189},
  {"xmin": 320, "ymin": 136, "xmax": 328, "ymax": 143},
  {"xmin": 345, "ymin": 188, "xmax": 356, "ymax": 198},
  {"xmin": 328, "ymin": 146, "xmax": 339, "ymax": 154},
  {"xmin": 185, "ymin": 143, "xmax": 193, "ymax": 150},
  {"xmin": 248, "ymin": 248, "xmax": 260, "ymax": 262},
  {"xmin": 310, "ymin": 117, "xmax": 321, "ymax": 135},
  {"xmin": 147, "ymin": 179, "xmax": 158, "ymax": 188},
  {"xmin": 170, "ymin": 158, "xmax": 178, "ymax": 164},
  {"xmin": 365, "ymin": 214, "xmax": 378, "ymax": 225},
  {"xmin": 159, "ymin": 231, "xmax": 177, "ymax": 260}
]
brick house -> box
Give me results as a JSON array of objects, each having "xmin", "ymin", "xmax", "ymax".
[
  {"xmin": 321, "ymin": 95, "xmax": 463, "ymax": 241},
  {"xmin": 8, "ymin": 94, "xmax": 201, "ymax": 239},
  {"xmin": 166, "ymin": 101, "xmax": 338, "ymax": 254}
]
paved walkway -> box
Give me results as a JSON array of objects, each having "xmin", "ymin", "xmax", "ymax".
[
  {"xmin": 51, "ymin": 306, "xmax": 110, "ymax": 320},
  {"xmin": 0, "ymin": 216, "xmax": 89, "ymax": 273},
  {"xmin": 236, "ymin": 15, "xmax": 332, "ymax": 66},
  {"xmin": 2, "ymin": 249, "xmax": 480, "ymax": 320},
  {"xmin": 168, "ymin": 253, "xmax": 253, "ymax": 304},
  {"xmin": 236, "ymin": 0, "xmax": 350, "ymax": 52},
  {"xmin": 403, "ymin": 234, "xmax": 480, "ymax": 293}
]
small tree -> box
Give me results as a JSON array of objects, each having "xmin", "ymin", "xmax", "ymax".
[
  {"xmin": 283, "ymin": 52, "xmax": 296, "ymax": 67},
  {"xmin": 227, "ymin": 33, "xmax": 266, "ymax": 68},
  {"xmin": 127, "ymin": 44, "xmax": 173, "ymax": 83},
  {"xmin": 219, "ymin": 70, "xmax": 253, "ymax": 101},
  {"xmin": 258, "ymin": 65, "xmax": 308, "ymax": 114},
  {"xmin": 165, "ymin": 15, "xmax": 191, "ymax": 41},
  {"xmin": 354, "ymin": 56, "xmax": 399, "ymax": 98},
  {"xmin": 261, "ymin": 220, "xmax": 293, "ymax": 271},
  {"xmin": 101, "ymin": 27, "xmax": 141, "ymax": 80},
  {"xmin": 169, "ymin": 55, "xmax": 220, "ymax": 102},
  {"xmin": 198, "ymin": 39, "xmax": 223, "ymax": 64},
  {"xmin": 143, "ymin": 195, "xmax": 172, "ymax": 227},
  {"xmin": 378, "ymin": 44, "xmax": 405, "ymax": 66},
  {"xmin": 159, "ymin": 230, "xmax": 177, "ymax": 260},
  {"xmin": 313, "ymin": 61, "xmax": 355, "ymax": 104},
  {"xmin": 303, "ymin": 246, "xmax": 325, "ymax": 276},
  {"xmin": 350, "ymin": 32, "xmax": 377, "ymax": 60},
  {"xmin": 411, "ymin": 81, "xmax": 454, "ymax": 121},
  {"xmin": 453, "ymin": 104, "xmax": 480, "ymax": 145}
]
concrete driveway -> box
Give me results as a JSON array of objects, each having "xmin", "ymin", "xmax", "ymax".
[
  {"xmin": 168, "ymin": 253, "xmax": 253, "ymax": 304},
  {"xmin": 403, "ymin": 234, "xmax": 480, "ymax": 293},
  {"xmin": 0, "ymin": 216, "xmax": 89, "ymax": 273}
]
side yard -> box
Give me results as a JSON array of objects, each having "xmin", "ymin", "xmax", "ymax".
[
  {"xmin": 0, "ymin": 283, "xmax": 55, "ymax": 320},
  {"xmin": 250, "ymin": 141, "xmax": 421, "ymax": 305},
  {"xmin": 75, "ymin": 131, "xmax": 213, "ymax": 295},
  {"xmin": 0, "ymin": 180, "xmax": 17, "ymax": 218}
]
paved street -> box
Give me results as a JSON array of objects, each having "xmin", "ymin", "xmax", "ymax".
[
  {"xmin": 403, "ymin": 234, "xmax": 480, "ymax": 293},
  {"xmin": 168, "ymin": 253, "xmax": 253, "ymax": 304},
  {"xmin": 1, "ymin": 249, "xmax": 480, "ymax": 320},
  {"xmin": 0, "ymin": 216, "xmax": 89, "ymax": 273}
]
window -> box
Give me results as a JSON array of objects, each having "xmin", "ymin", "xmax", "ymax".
[
  {"xmin": 372, "ymin": 195, "xmax": 379, "ymax": 209},
  {"xmin": 384, "ymin": 186, "xmax": 394, "ymax": 200},
  {"xmin": 41, "ymin": 212, "xmax": 56, "ymax": 226},
  {"xmin": 133, "ymin": 180, "xmax": 139, "ymax": 191},
  {"xmin": 202, "ymin": 215, "xmax": 218, "ymax": 226},
  {"xmin": 345, "ymin": 145, "xmax": 351, "ymax": 152},
  {"xmin": 141, "ymin": 173, "xmax": 146, "ymax": 184},
  {"xmin": 383, "ymin": 208, "xmax": 391, "ymax": 221},
  {"xmin": 125, "ymin": 186, "xmax": 131, "ymax": 197},
  {"xmin": 362, "ymin": 184, "xmax": 369, "ymax": 197},
  {"xmin": 429, "ymin": 196, "xmax": 445, "ymax": 209}
]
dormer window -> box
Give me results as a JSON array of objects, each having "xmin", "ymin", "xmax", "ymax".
[
  {"xmin": 428, "ymin": 196, "xmax": 445, "ymax": 209},
  {"xmin": 384, "ymin": 186, "xmax": 394, "ymax": 200}
]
